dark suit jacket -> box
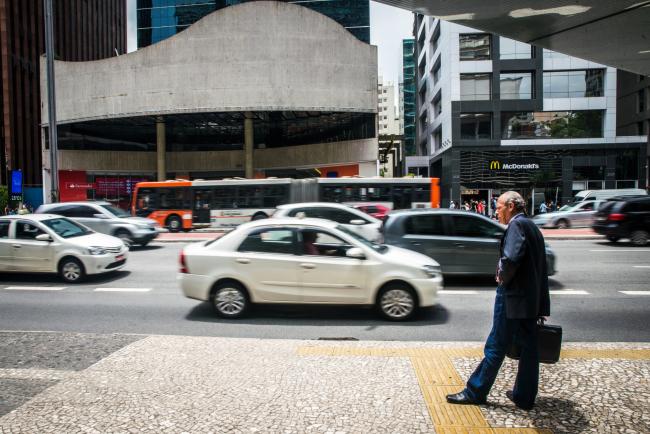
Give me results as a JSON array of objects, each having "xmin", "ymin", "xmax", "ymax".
[{"xmin": 498, "ymin": 213, "xmax": 550, "ymax": 319}]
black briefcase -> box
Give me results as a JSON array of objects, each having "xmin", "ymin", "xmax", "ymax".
[{"xmin": 507, "ymin": 319, "xmax": 562, "ymax": 364}]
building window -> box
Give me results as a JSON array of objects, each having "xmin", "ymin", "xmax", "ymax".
[
  {"xmin": 500, "ymin": 72, "xmax": 533, "ymax": 100},
  {"xmin": 459, "ymin": 34, "xmax": 491, "ymax": 61},
  {"xmin": 460, "ymin": 73, "xmax": 491, "ymax": 100},
  {"xmin": 460, "ymin": 113, "xmax": 492, "ymax": 140},
  {"xmin": 639, "ymin": 89, "xmax": 646, "ymax": 113},
  {"xmin": 433, "ymin": 95, "xmax": 442, "ymax": 117},
  {"xmin": 543, "ymin": 70, "xmax": 605, "ymax": 98},
  {"xmin": 433, "ymin": 128, "xmax": 442, "ymax": 152},
  {"xmin": 501, "ymin": 111, "xmax": 604, "ymax": 139},
  {"xmin": 433, "ymin": 60, "xmax": 441, "ymax": 84},
  {"xmin": 499, "ymin": 37, "xmax": 532, "ymax": 60}
]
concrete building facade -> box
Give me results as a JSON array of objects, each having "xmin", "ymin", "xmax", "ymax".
[
  {"xmin": 412, "ymin": 15, "xmax": 647, "ymax": 210},
  {"xmin": 378, "ymin": 77, "xmax": 400, "ymax": 136},
  {"xmin": 40, "ymin": 2, "xmax": 378, "ymax": 204}
]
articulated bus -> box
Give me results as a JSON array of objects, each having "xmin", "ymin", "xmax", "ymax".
[{"xmin": 132, "ymin": 177, "xmax": 440, "ymax": 231}]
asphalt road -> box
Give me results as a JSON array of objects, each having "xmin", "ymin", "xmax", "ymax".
[{"xmin": 1, "ymin": 239, "xmax": 649, "ymax": 342}]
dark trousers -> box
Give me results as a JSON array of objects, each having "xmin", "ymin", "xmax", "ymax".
[{"xmin": 464, "ymin": 286, "xmax": 540, "ymax": 408}]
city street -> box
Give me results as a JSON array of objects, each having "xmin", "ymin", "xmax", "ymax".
[{"xmin": 1, "ymin": 239, "xmax": 649, "ymax": 342}]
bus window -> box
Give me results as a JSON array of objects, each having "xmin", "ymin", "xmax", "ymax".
[
  {"xmin": 135, "ymin": 188, "xmax": 159, "ymax": 217},
  {"xmin": 237, "ymin": 186, "xmax": 264, "ymax": 209},
  {"xmin": 212, "ymin": 186, "xmax": 238, "ymax": 208},
  {"xmin": 158, "ymin": 188, "xmax": 191, "ymax": 210},
  {"xmin": 262, "ymin": 185, "xmax": 289, "ymax": 207}
]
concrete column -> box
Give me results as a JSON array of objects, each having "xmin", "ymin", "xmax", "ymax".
[
  {"xmin": 605, "ymin": 153, "xmax": 617, "ymax": 189},
  {"xmin": 244, "ymin": 112, "xmax": 254, "ymax": 178},
  {"xmin": 156, "ymin": 117, "xmax": 166, "ymax": 181},
  {"xmin": 561, "ymin": 156, "xmax": 573, "ymax": 206}
]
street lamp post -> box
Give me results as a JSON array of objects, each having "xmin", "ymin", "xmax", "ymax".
[{"xmin": 44, "ymin": 0, "xmax": 58, "ymax": 203}]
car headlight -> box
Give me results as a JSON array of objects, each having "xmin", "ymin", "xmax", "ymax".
[
  {"xmin": 421, "ymin": 265, "xmax": 441, "ymax": 279},
  {"xmin": 88, "ymin": 246, "xmax": 107, "ymax": 255}
]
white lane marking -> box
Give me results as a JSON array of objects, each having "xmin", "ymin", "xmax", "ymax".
[
  {"xmin": 590, "ymin": 249, "xmax": 650, "ymax": 252},
  {"xmin": 632, "ymin": 265, "xmax": 650, "ymax": 268},
  {"xmin": 3, "ymin": 286, "xmax": 66, "ymax": 291},
  {"xmin": 94, "ymin": 287, "xmax": 152, "ymax": 292},
  {"xmin": 438, "ymin": 290, "xmax": 480, "ymax": 295},
  {"xmin": 550, "ymin": 290, "xmax": 589, "ymax": 295},
  {"xmin": 619, "ymin": 291, "xmax": 650, "ymax": 296}
]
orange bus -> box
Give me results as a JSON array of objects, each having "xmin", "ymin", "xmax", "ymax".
[{"xmin": 132, "ymin": 177, "xmax": 440, "ymax": 231}]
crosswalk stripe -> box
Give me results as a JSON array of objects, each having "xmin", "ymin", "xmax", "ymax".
[
  {"xmin": 438, "ymin": 290, "xmax": 480, "ymax": 295},
  {"xmin": 590, "ymin": 249, "xmax": 650, "ymax": 252},
  {"xmin": 3, "ymin": 286, "xmax": 66, "ymax": 291},
  {"xmin": 93, "ymin": 287, "xmax": 152, "ymax": 292},
  {"xmin": 619, "ymin": 291, "xmax": 650, "ymax": 295},
  {"xmin": 550, "ymin": 290, "xmax": 589, "ymax": 295}
]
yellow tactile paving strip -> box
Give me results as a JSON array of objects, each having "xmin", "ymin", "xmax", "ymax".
[{"xmin": 298, "ymin": 345, "xmax": 650, "ymax": 433}]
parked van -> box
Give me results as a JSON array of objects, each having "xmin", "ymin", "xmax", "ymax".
[{"xmin": 572, "ymin": 189, "xmax": 646, "ymax": 203}]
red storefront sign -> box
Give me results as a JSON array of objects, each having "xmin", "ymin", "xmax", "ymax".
[
  {"xmin": 65, "ymin": 182, "xmax": 96, "ymax": 189},
  {"xmin": 59, "ymin": 170, "xmax": 89, "ymax": 202}
]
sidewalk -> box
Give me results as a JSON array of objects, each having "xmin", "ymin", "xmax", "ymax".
[
  {"xmin": 1, "ymin": 333, "xmax": 648, "ymax": 433},
  {"xmin": 154, "ymin": 228, "xmax": 603, "ymax": 243}
]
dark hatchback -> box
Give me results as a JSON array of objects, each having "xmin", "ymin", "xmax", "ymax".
[
  {"xmin": 592, "ymin": 196, "xmax": 650, "ymax": 246},
  {"xmin": 382, "ymin": 209, "xmax": 556, "ymax": 276}
]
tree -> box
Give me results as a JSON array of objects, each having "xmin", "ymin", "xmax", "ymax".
[{"xmin": 0, "ymin": 185, "xmax": 7, "ymax": 213}]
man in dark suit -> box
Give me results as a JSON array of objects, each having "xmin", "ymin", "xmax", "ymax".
[{"xmin": 446, "ymin": 191, "xmax": 550, "ymax": 410}]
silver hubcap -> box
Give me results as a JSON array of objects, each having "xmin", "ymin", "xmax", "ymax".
[
  {"xmin": 214, "ymin": 288, "xmax": 246, "ymax": 315},
  {"xmin": 62, "ymin": 262, "xmax": 81, "ymax": 281},
  {"xmin": 117, "ymin": 232, "xmax": 132, "ymax": 247},
  {"xmin": 170, "ymin": 219, "xmax": 180, "ymax": 229},
  {"xmin": 380, "ymin": 289, "xmax": 414, "ymax": 319},
  {"xmin": 632, "ymin": 231, "xmax": 648, "ymax": 246}
]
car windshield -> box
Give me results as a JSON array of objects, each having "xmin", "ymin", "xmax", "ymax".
[
  {"xmin": 100, "ymin": 204, "xmax": 130, "ymax": 218},
  {"xmin": 336, "ymin": 224, "xmax": 387, "ymax": 254},
  {"xmin": 41, "ymin": 218, "xmax": 93, "ymax": 238}
]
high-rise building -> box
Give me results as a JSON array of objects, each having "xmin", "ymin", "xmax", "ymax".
[
  {"xmin": 136, "ymin": 0, "xmax": 369, "ymax": 48},
  {"xmin": 617, "ymin": 71, "xmax": 649, "ymax": 190},
  {"xmin": 0, "ymin": 0, "xmax": 126, "ymax": 196},
  {"xmin": 378, "ymin": 77, "xmax": 399, "ymax": 136},
  {"xmin": 411, "ymin": 15, "xmax": 647, "ymax": 209},
  {"xmin": 401, "ymin": 38, "xmax": 416, "ymax": 157}
]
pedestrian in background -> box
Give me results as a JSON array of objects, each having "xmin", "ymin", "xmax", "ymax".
[
  {"xmin": 446, "ymin": 191, "xmax": 550, "ymax": 410},
  {"xmin": 538, "ymin": 201, "xmax": 548, "ymax": 214},
  {"xmin": 450, "ymin": 200, "xmax": 456, "ymax": 209}
]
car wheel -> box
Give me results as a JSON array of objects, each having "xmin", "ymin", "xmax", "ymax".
[
  {"xmin": 59, "ymin": 257, "xmax": 85, "ymax": 283},
  {"xmin": 606, "ymin": 236, "xmax": 620, "ymax": 243},
  {"xmin": 630, "ymin": 230, "xmax": 649, "ymax": 246},
  {"xmin": 166, "ymin": 215, "xmax": 182, "ymax": 232},
  {"xmin": 377, "ymin": 283, "xmax": 417, "ymax": 321},
  {"xmin": 138, "ymin": 241, "xmax": 150, "ymax": 247},
  {"xmin": 251, "ymin": 213, "xmax": 268, "ymax": 221},
  {"xmin": 556, "ymin": 219, "xmax": 570, "ymax": 229},
  {"xmin": 212, "ymin": 282, "xmax": 249, "ymax": 319},
  {"xmin": 114, "ymin": 229, "xmax": 133, "ymax": 248}
]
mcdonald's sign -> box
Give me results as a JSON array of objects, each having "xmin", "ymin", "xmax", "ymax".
[{"xmin": 489, "ymin": 160, "xmax": 501, "ymax": 170}]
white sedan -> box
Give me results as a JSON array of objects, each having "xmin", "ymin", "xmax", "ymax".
[
  {"xmin": 0, "ymin": 214, "xmax": 128, "ymax": 283},
  {"xmin": 271, "ymin": 202, "xmax": 383, "ymax": 242},
  {"xmin": 178, "ymin": 217, "xmax": 443, "ymax": 321}
]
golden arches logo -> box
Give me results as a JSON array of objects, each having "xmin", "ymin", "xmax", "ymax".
[{"xmin": 489, "ymin": 160, "xmax": 501, "ymax": 170}]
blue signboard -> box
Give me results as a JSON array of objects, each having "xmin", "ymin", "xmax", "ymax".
[{"xmin": 11, "ymin": 170, "xmax": 23, "ymax": 194}]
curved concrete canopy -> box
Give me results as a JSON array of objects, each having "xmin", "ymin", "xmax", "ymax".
[
  {"xmin": 42, "ymin": 1, "xmax": 377, "ymax": 125},
  {"xmin": 376, "ymin": 0, "xmax": 650, "ymax": 75}
]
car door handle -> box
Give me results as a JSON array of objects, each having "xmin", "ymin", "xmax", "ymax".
[
  {"xmin": 300, "ymin": 263, "xmax": 316, "ymax": 269},
  {"xmin": 236, "ymin": 258, "xmax": 250, "ymax": 264},
  {"xmin": 12, "ymin": 244, "xmax": 21, "ymax": 248},
  {"xmin": 410, "ymin": 241, "xmax": 421, "ymax": 246},
  {"xmin": 454, "ymin": 243, "xmax": 465, "ymax": 248}
]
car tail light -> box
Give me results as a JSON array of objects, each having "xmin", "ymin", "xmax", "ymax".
[
  {"xmin": 179, "ymin": 250, "xmax": 189, "ymax": 273},
  {"xmin": 608, "ymin": 213, "xmax": 626, "ymax": 222}
]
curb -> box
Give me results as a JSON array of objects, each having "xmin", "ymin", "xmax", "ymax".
[{"xmin": 153, "ymin": 236, "xmax": 606, "ymax": 243}]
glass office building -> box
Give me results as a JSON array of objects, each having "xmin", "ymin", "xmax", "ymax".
[
  {"xmin": 137, "ymin": 0, "xmax": 370, "ymax": 48},
  {"xmin": 402, "ymin": 38, "xmax": 416, "ymax": 156}
]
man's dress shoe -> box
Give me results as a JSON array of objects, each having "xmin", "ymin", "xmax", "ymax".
[
  {"xmin": 446, "ymin": 391, "xmax": 484, "ymax": 405},
  {"xmin": 506, "ymin": 390, "xmax": 534, "ymax": 410}
]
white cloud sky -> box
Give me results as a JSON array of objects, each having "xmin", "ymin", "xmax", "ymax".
[{"xmin": 126, "ymin": 0, "xmax": 414, "ymax": 91}]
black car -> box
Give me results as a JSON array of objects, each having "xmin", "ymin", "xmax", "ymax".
[{"xmin": 592, "ymin": 196, "xmax": 650, "ymax": 246}]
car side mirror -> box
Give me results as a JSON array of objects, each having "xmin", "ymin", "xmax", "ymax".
[
  {"xmin": 35, "ymin": 233, "xmax": 52, "ymax": 242},
  {"xmin": 349, "ymin": 219, "xmax": 366, "ymax": 226},
  {"xmin": 93, "ymin": 213, "xmax": 109, "ymax": 219},
  {"xmin": 346, "ymin": 247, "xmax": 366, "ymax": 259}
]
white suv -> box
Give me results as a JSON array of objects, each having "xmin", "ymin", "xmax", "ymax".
[
  {"xmin": 37, "ymin": 201, "xmax": 161, "ymax": 247},
  {"xmin": 271, "ymin": 202, "xmax": 382, "ymax": 242},
  {"xmin": 179, "ymin": 218, "xmax": 442, "ymax": 321}
]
